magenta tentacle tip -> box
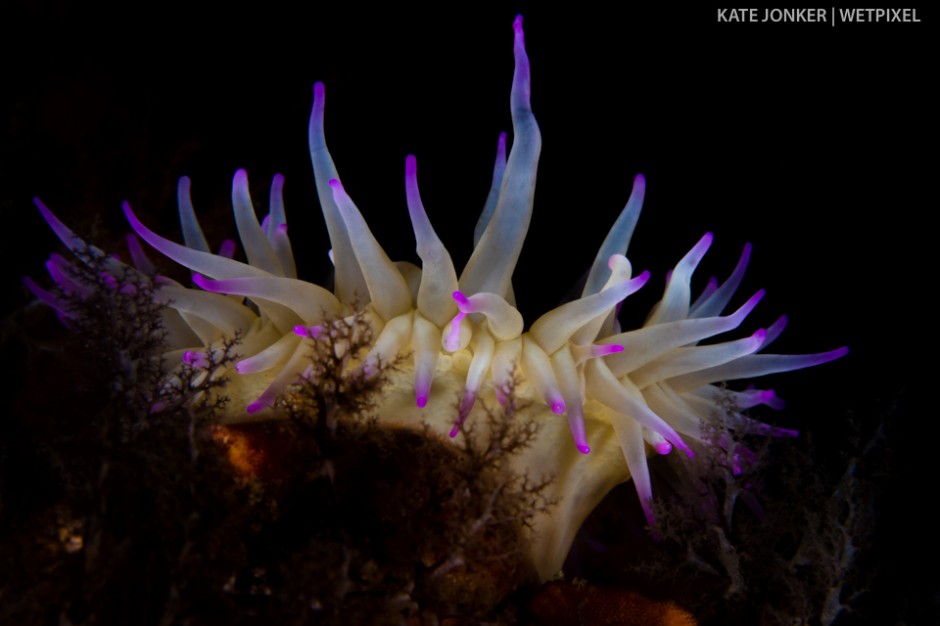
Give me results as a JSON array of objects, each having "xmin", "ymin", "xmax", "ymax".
[
  {"xmin": 452, "ymin": 290, "xmax": 470, "ymax": 309},
  {"xmin": 577, "ymin": 444, "xmax": 591, "ymax": 455},
  {"xmin": 191, "ymin": 273, "xmax": 211, "ymax": 290},
  {"xmin": 218, "ymin": 239, "xmax": 236, "ymax": 258},
  {"xmin": 246, "ymin": 398, "xmax": 271, "ymax": 414},
  {"xmin": 655, "ymin": 441, "xmax": 673, "ymax": 455}
]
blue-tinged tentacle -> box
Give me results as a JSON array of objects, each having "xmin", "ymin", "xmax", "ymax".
[
  {"xmin": 690, "ymin": 243, "xmax": 751, "ymax": 318},
  {"xmin": 646, "ymin": 232, "xmax": 713, "ymax": 325},
  {"xmin": 329, "ymin": 179, "xmax": 412, "ymax": 321},
  {"xmin": 267, "ymin": 174, "xmax": 297, "ymax": 279},
  {"xmin": 603, "ymin": 289, "xmax": 765, "ymax": 376},
  {"xmin": 582, "ymin": 174, "xmax": 646, "ymax": 297},
  {"xmin": 459, "ymin": 15, "xmax": 541, "ymax": 298},
  {"xmin": 669, "ymin": 346, "xmax": 849, "ymax": 391},
  {"xmin": 473, "ymin": 132, "xmax": 508, "ymax": 247},
  {"xmin": 123, "ymin": 201, "xmax": 271, "ymax": 280},
  {"xmin": 176, "ymin": 176, "xmax": 211, "ymax": 253},
  {"xmin": 232, "ymin": 170, "xmax": 284, "ymax": 276},
  {"xmin": 309, "ymin": 82, "xmax": 369, "ymax": 305},
  {"xmin": 405, "ymin": 155, "xmax": 459, "ymax": 327},
  {"xmin": 631, "ymin": 329, "xmax": 767, "ymax": 389}
]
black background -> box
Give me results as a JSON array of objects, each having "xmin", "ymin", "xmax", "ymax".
[{"xmin": 3, "ymin": 1, "xmax": 934, "ymax": 618}]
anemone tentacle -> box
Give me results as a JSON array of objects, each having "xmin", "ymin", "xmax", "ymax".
[{"xmin": 28, "ymin": 13, "xmax": 847, "ymax": 582}]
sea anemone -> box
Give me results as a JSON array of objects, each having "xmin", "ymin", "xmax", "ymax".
[{"xmin": 26, "ymin": 15, "xmax": 846, "ymax": 580}]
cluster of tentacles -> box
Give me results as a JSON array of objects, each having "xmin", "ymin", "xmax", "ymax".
[{"xmin": 27, "ymin": 15, "xmax": 846, "ymax": 579}]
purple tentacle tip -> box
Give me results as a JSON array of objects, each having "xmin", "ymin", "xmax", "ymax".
[
  {"xmin": 655, "ymin": 441, "xmax": 673, "ymax": 455},
  {"xmin": 219, "ymin": 239, "xmax": 236, "ymax": 258},
  {"xmin": 246, "ymin": 399, "xmax": 270, "ymax": 414},
  {"xmin": 452, "ymin": 290, "xmax": 470, "ymax": 310},
  {"xmin": 293, "ymin": 324, "xmax": 323, "ymax": 339},
  {"xmin": 182, "ymin": 350, "xmax": 210, "ymax": 368}
]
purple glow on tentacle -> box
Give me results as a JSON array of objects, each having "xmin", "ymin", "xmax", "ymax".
[
  {"xmin": 232, "ymin": 169, "xmax": 283, "ymax": 275},
  {"xmin": 610, "ymin": 413, "xmax": 656, "ymax": 526},
  {"xmin": 451, "ymin": 330, "xmax": 496, "ymax": 434},
  {"xmin": 761, "ymin": 314, "xmax": 788, "ymax": 348},
  {"xmin": 690, "ymin": 276, "xmax": 718, "ymax": 311},
  {"xmin": 45, "ymin": 254, "xmax": 91, "ymax": 298},
  {"xmin": 329, "ymin": 179, "xmax": 411, "ymax": 321},
  {"xmin": 126, "ymin": 233, "xmax": 155, "ymax": 274},
  {"xmin": 267, "ymin": 174, "xmax": 297, "ymax": 279},
  {"xmin": 309, "ymin": 81, "xmax": 368, "ymax": 305},
  {"xmin": 455, "ymin": 291, "xmax": 523, "ymax": 340},
  {"xmin": 604, "ymin": 290, "xmax": 766, "ymax": 377},
  {"xmin": 123, "ymin": 201, "xmax": 268, "ymax": 280},
  {"xmin": 459, "ymin": 15, "xmax": 542, "ymax": 299},
  {"xmin": 451, "ymin": 389, "xmax": 478, "ymax": 437},
  {"xmin": 405, "ymin": 155, "xmax": 459, "ymax": 327},
  {"xmin": 33, "ymin": 197, "xmax": 86, "ymax": 254},
  {"xmin": 552, "ymin": 347, "xmax": 590, "ymax": 453},
  {"xmin": 33, "ymin": 197, "xmax": 123, "ymax": 273},
  {"xmin": 654, "ymin": 440, "xmax": 673, "ymax": 455},
  {"xmin": 521, "ymin": 337, "xmax": 566, "ymax": 414},
  {"xmin": 670, "ymin": 346, "xmax": 849, "ymax": 391},
  {"xmin": 268, "ymin": 173, "xmax": 288, "ymax": 233},
  {"xmin": 469, "ymin": 293, "xmax": 521, "ymax": 337},
  {"xmin": 586, "ymin": 360, "xmax": 693, "ymax": 458},
  {"xmin": 183, "ymin": 350, "xmax": 210, "ymax": 369},
  {"xmin": 575, "ymin": 255, "xmax": 634, "ymax": 343},
  {"xmin": 691, "ymin": 243, "xmax": 752, "ymax": 318},
  {"xmin": 292, "ymin": 324, "xmax": 324, "ymax": 339},
  {"xmin": 100, "ymin": 272, "xmax": 118, "ymax": 289},
  {"xmin": 23, "ymin": 276, "xmax": 71, "ymax": 315},
  {"xmin": 646, "ymin": 232, "xmax": 714, "ymax": 325},
  {"xmin": 176, "ymin": 176, "xmax": 211, "ymax": 253},
  {"xmin": 191, "ymin": 273, "xmax": 344, "ymax": 323},
  {"xmin": 236, "ymin": 332, "xmax": 303, "ymax": 374},
  {"xmin": 570, "ymin": 342, "xmax": 625, "ymax": 365},
  {"xmin": 631, "ymin": 329, "xmax": 767, "ymax": 388},
  {"xmin": 530, "ymin": 270, "xmax": 649, "ymax": 354},
  {"xmin": 412, "ymin": 314, "xmax": 440, "ymax": 408},
  {"xmin": 643, "ymin": 383, "xmax": 710, "ymax": 441},
  {"xmin": 583, "ymin": 174, "xmax": 646, "ymax": 297},
  {"xmin": 670, "ymin": 345, "xmax": 849, "ymax": 391},
  {"xmin": 443, "ymin": 308, "xmax": 469, "ymax": 352},
  {"xmin": 270, "ymin": 224, "xmax": 297, "ymax": 279},
  {"xmin": 473, "ymin": 132, "xmax": 509, "ymax": 247},
  {"xmin": 246, "ymin": 341, "xmax": 310, "ymax": 414},
  {"xmin": 730, "ymin": 387, "xmax": 785, "ymax": 410},
  {"xmin": 218, "ymin": 239, "xmax": 236, "ymax": 259}
]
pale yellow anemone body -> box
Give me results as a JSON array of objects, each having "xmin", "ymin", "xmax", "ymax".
[{"xmin": 33, "ymin": 16, "xmax": 846, "ymax": 581}]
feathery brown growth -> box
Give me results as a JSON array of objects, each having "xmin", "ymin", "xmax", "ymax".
[{"xmin": 239, "ymin": 313, "xmax": 554, "ymax": 624}]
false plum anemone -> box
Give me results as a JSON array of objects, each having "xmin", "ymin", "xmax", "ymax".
[{"xmin": 27, "ymin": 15, "xmax": 847, "ymax": 580}]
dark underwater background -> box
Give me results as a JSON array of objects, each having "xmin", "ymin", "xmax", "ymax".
[{"xmin": 2, "ymin": 3, "xmax": 933, "ymax": 624}]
